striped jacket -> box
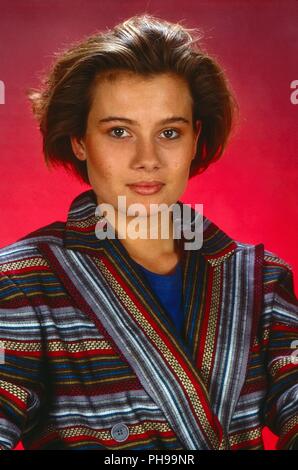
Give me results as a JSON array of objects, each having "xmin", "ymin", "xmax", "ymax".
[{"xmin": 0, "ymin": 189, "xmax": 297, "ymax": 450}]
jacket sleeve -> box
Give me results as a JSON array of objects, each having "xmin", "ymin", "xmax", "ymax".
[
  {"xmin": 262, "ymin": 259, "xmax": 298, "ymax": 450},
  {"xmin": 0, "ymin": 272, "xmax": 45, "ymax": 450}
]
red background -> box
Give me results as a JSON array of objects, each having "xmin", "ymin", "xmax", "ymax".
[{"xmin": 0, "ymin": 0, "xmax": 297, "ymax": 451}]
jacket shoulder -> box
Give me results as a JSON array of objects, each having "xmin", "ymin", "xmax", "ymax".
[
  {"xmin": 0, "ymin": 221, "xmax": 65, "ymax": 275},
  {"xmin": 233, "ymin": 240, "xmax": 296, "ymax": 308},
  {"xmin": 261, "ymin": 248, "xmax": 297, "ymax": 317},
  {"xmin": 263, "ymin": 247, "xmax": 293, "ymax": 271},
  {"xmin": 262, "ymin": 247, "xmax": 294, "ymax": 288},
  {"xmin": 234, "ymin": 240, "xmax": 293, "ymax": 275}
]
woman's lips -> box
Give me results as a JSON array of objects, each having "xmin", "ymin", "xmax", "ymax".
[{"xmin": 127, "ymin": 183, "xmax": 164, "ymax": 195}]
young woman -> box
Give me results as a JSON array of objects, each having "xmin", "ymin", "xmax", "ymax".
[{"xmin": 0, "ymin": 14, "xmax": 297, "ymax": 450}]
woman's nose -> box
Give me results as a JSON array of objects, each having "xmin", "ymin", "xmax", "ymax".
[{"xmin": 131, "ymin": 140, "xmax": 162, "ymax": 169}]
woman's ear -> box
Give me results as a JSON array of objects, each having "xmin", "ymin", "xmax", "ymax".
[
  {"xmin": 195, "ymin": 119, "xmax": 202, "ymax": 136},
  {"xmin": 192, "ymin": 120, "xmax": 202, "ymax": 157},
  {"xmin": 70, "ymin": 135, "xmax": 87, "ymax": 161}
]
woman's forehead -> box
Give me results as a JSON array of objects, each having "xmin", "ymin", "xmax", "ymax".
[{"xmin": 89, "ymin": 72, "xmax": 193, "ymax": 113}]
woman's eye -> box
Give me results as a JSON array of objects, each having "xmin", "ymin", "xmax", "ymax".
[
  {"xmin": 161, "ymin": 128, "xmax": 181, "ymax": 139},
  {"xmin": 108, "ymin": 127, "xmax": 181, "ymax": 139},
  {"xmin": 109, "ymin": 127, "xmax": 129, "ymax": 139}
]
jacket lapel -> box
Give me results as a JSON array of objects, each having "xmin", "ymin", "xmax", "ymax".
[
  {"xmin": 38, "ymin": 189, "xmax": 263, "ymax": 449},
  {"xmin": 182, "ymin": 236, "xmax": 264, "ymax": 430}
]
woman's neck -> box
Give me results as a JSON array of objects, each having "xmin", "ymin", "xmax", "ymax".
[{"xmin": 105, "ymin": 207, "xmax": 183, "ymax": 274}]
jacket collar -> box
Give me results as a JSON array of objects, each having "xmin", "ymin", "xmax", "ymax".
[{"xmin": 63, "ymin": 189, "xmax": 237, "ymax": 264}]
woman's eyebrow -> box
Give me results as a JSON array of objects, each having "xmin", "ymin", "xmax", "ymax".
[{"xmin": 97, "ymin": 116, "xmax": 190, "ymax": 125}]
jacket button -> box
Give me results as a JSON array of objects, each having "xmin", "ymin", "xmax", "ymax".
[{"xmin": 111, "ymin": 423, "xmax": 129, "ymax": 442}]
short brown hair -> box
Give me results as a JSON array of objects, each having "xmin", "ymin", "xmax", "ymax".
[{"xmin": 27, "ymin": 13, "xmax": 239, "ymax": 185}]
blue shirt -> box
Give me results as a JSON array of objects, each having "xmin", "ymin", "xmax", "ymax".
[{"xmin": 134, "ymin": 261, "xmax": 183, "ymax": 335}]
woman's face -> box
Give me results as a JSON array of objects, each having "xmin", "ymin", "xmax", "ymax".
[{"xmin": 71, "ymin": 71, "xmax": 201, "ymax": 217}]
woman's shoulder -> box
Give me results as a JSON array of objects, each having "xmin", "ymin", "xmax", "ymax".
[
  {"xmin": 0, "ymin": 220, "xmax": 65, "ymax": 276},
  {"xmin": 0, "ymin": 220, "xmax": 70, "ymax": 309},
  {"xmin": 260, "ymin": 246, "xmax": 294, "ymax": 287},
  {"xmin": 233, "ymin": 238, "xmax": 293, "ymax": 275}
]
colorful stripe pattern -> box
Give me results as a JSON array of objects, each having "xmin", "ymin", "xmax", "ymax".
[{"xmin": 0, "ymin": 189, "xmax": 297, "ymax": 450}]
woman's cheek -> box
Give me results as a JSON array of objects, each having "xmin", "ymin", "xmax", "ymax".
[{"xmin": 171, "ymin": 157, "xmax": 189, "ymax": 171}]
